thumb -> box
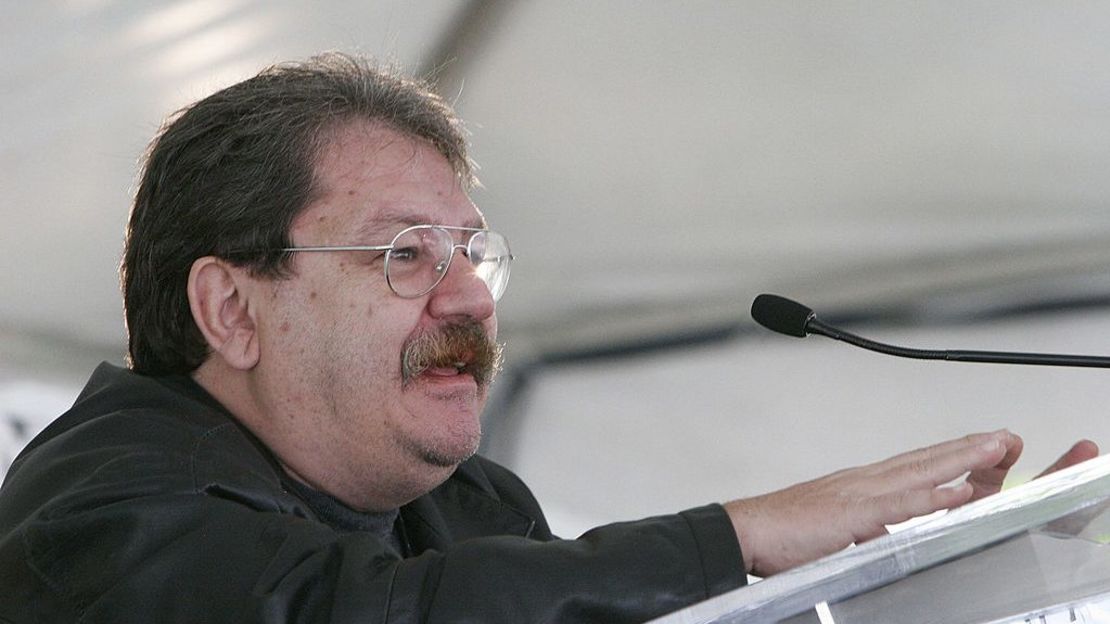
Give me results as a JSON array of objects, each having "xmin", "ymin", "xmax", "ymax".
[{"xmin": 1035, "ymin": 440, "xmax": 1100, "ymax": 479}]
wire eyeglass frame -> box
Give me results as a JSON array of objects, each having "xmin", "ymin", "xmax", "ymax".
[{"xmin": 279, "ymin": 224, "xmax": 513, "ymax": 301}]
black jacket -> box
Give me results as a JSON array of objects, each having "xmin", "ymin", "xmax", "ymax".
[{"xmin": 0, "ymin": 363, "xmax": 745, "ymax": 623}]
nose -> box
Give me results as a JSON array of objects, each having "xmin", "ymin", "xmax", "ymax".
[{"xmin": 426, "ymin": 247, "xmax": 496, "ymax": 322}]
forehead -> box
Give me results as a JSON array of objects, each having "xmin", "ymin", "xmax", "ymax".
[{"xmin": 295, "ymin": 122, "xmax": 483, "ymax": 241}]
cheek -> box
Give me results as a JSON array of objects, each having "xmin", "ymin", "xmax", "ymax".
[
  {"xmin": 367, "ymin": 302, "xmax": 435, "ymax": 359},
  {"xmin": 335, "ymin": 297, "xmax": 404, "ymax": 360},
  {"xmin": 263, "ymin": 281, "xmax": 341, "ymax": 357}
]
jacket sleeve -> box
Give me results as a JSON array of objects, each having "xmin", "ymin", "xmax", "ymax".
[
  {"xmin": 26, "ymin": 501, "xmax": 744, "ymax": 623},
  {"xmin": 394, "ymin": 505, "xmax": 746, "ymax": 623}
]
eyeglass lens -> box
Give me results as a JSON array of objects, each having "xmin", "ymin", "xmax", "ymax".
[{"xmin": 384, "ymin": 227, "xmax": 511, "ymax": 300}]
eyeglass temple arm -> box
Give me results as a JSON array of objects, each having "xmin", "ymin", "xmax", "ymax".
[{"xmin": 279, "ymin": 245, "xmax": 393, "ymax": 252}]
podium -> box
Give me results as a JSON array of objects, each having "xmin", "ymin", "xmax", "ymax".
[{"xmin": 651, "ymin": 454, "xmax": 1110, "ymax": 624}]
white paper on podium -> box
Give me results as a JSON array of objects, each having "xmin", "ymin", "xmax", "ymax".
[{"xmin": 650, "ymin": 453, "xmax": 1110, "ymax": 624}]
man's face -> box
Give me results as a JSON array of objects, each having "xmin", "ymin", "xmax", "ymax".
[{"xmin": 249, "ymin": 121, "xmax": 499, "ymax": 509}]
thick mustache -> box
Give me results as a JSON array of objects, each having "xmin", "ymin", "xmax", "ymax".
[{"xmin": 401, "ymin": 321, "xmax": 503, "ymax": 388}]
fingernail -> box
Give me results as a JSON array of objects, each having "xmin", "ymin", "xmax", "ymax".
[{"xmin": 980, "ymin": 439, "xmax": 1001, "ymax": 453}]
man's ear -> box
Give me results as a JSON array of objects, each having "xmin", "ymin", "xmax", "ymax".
[{"xmin": 187, "ymin": 257, "xmax": 261, "ymax": 371}]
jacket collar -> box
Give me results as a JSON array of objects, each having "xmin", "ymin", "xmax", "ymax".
[{"xmin": 400, "ymin": 471, "xmax": 537, "ymax": 554}]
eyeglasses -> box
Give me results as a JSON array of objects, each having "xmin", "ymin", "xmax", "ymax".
[{"xmin": 280, "ymin": 225, "xmax": 513, "ymax": 301}]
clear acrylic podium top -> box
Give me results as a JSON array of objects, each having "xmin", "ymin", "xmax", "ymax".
[{"xmin": 651, "ymin": 453, "xmax": 1110, "ymax": 624}]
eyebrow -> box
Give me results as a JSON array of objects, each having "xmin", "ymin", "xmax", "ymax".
[{"xmin": 354, "ymin": 208, "xmax": 488, "ymax": 242}]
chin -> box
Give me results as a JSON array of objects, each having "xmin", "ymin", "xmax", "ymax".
[
  {"xmin": 414, "ymin": 431, "xmax": 481, "ymax": 468},
  {"xmin": 398, "ymin": 414, "xmax": 482, "ymax": 469},
  {"xmin": 420, "ymin": 446, "xmax": 478, "ymax": 469},
  {"xmin": 397, "ymin": 383, "xmax": 485, "ymax": 466}
]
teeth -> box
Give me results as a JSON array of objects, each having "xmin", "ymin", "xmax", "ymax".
[{"xmin": 453, "ymin": 361, "xmax": 467, "ymax": 371}]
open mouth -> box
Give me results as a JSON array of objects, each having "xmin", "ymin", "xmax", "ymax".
[{"xmin": 424, "ymin": 361, "xmax": 471, "ymax": 377}]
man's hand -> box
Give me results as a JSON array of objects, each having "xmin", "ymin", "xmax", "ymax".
[{"xmin": 723, "ymin": 430, "xmax": 1096, "ymax": 577}]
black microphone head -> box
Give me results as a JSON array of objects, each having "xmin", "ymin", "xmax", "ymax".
[{"xmin": 751, "ymin": 294, "xmax": 815, "ymax": 338}]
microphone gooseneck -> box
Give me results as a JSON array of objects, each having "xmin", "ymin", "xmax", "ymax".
[{"xmin": 751, "ymin": 293, "xmax": 1110, "ymax": 369}]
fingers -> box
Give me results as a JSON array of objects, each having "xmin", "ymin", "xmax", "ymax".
[
  {"xmin": 875, "ymin": 430, "xmax": 1019, "ymax": 476},
  {"xmin": 1035, "ymin": 439, "xmax": 1100, "ymax": 479},
  {"xmin": 855, "ymin": 481, "xmax": 974, "ymax": 542},
  {"xmin": 964, "ymin": 432, "xmax": 1024, "ymax": 500},
  {"xmin": 993, "ymin": 431, "xmax": 1025, "ymax": 471},
  {"xmin": 863, "ymin": 430, "xmax": 1019, "ymax": 496}
]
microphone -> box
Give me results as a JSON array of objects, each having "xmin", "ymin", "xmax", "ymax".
[{"xmin": 750, "ymin": 293, "xmax": 1110, "ymax": 369}]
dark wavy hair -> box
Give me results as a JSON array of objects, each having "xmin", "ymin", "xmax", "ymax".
[{"xmin": 122, "ymin": 52, "xmax": 475, "ymax": 375}]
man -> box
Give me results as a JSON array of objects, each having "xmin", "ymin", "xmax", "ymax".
[{"xmin": 0, "ymin": 53, "xmax": 1097, "ymax": 623}]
